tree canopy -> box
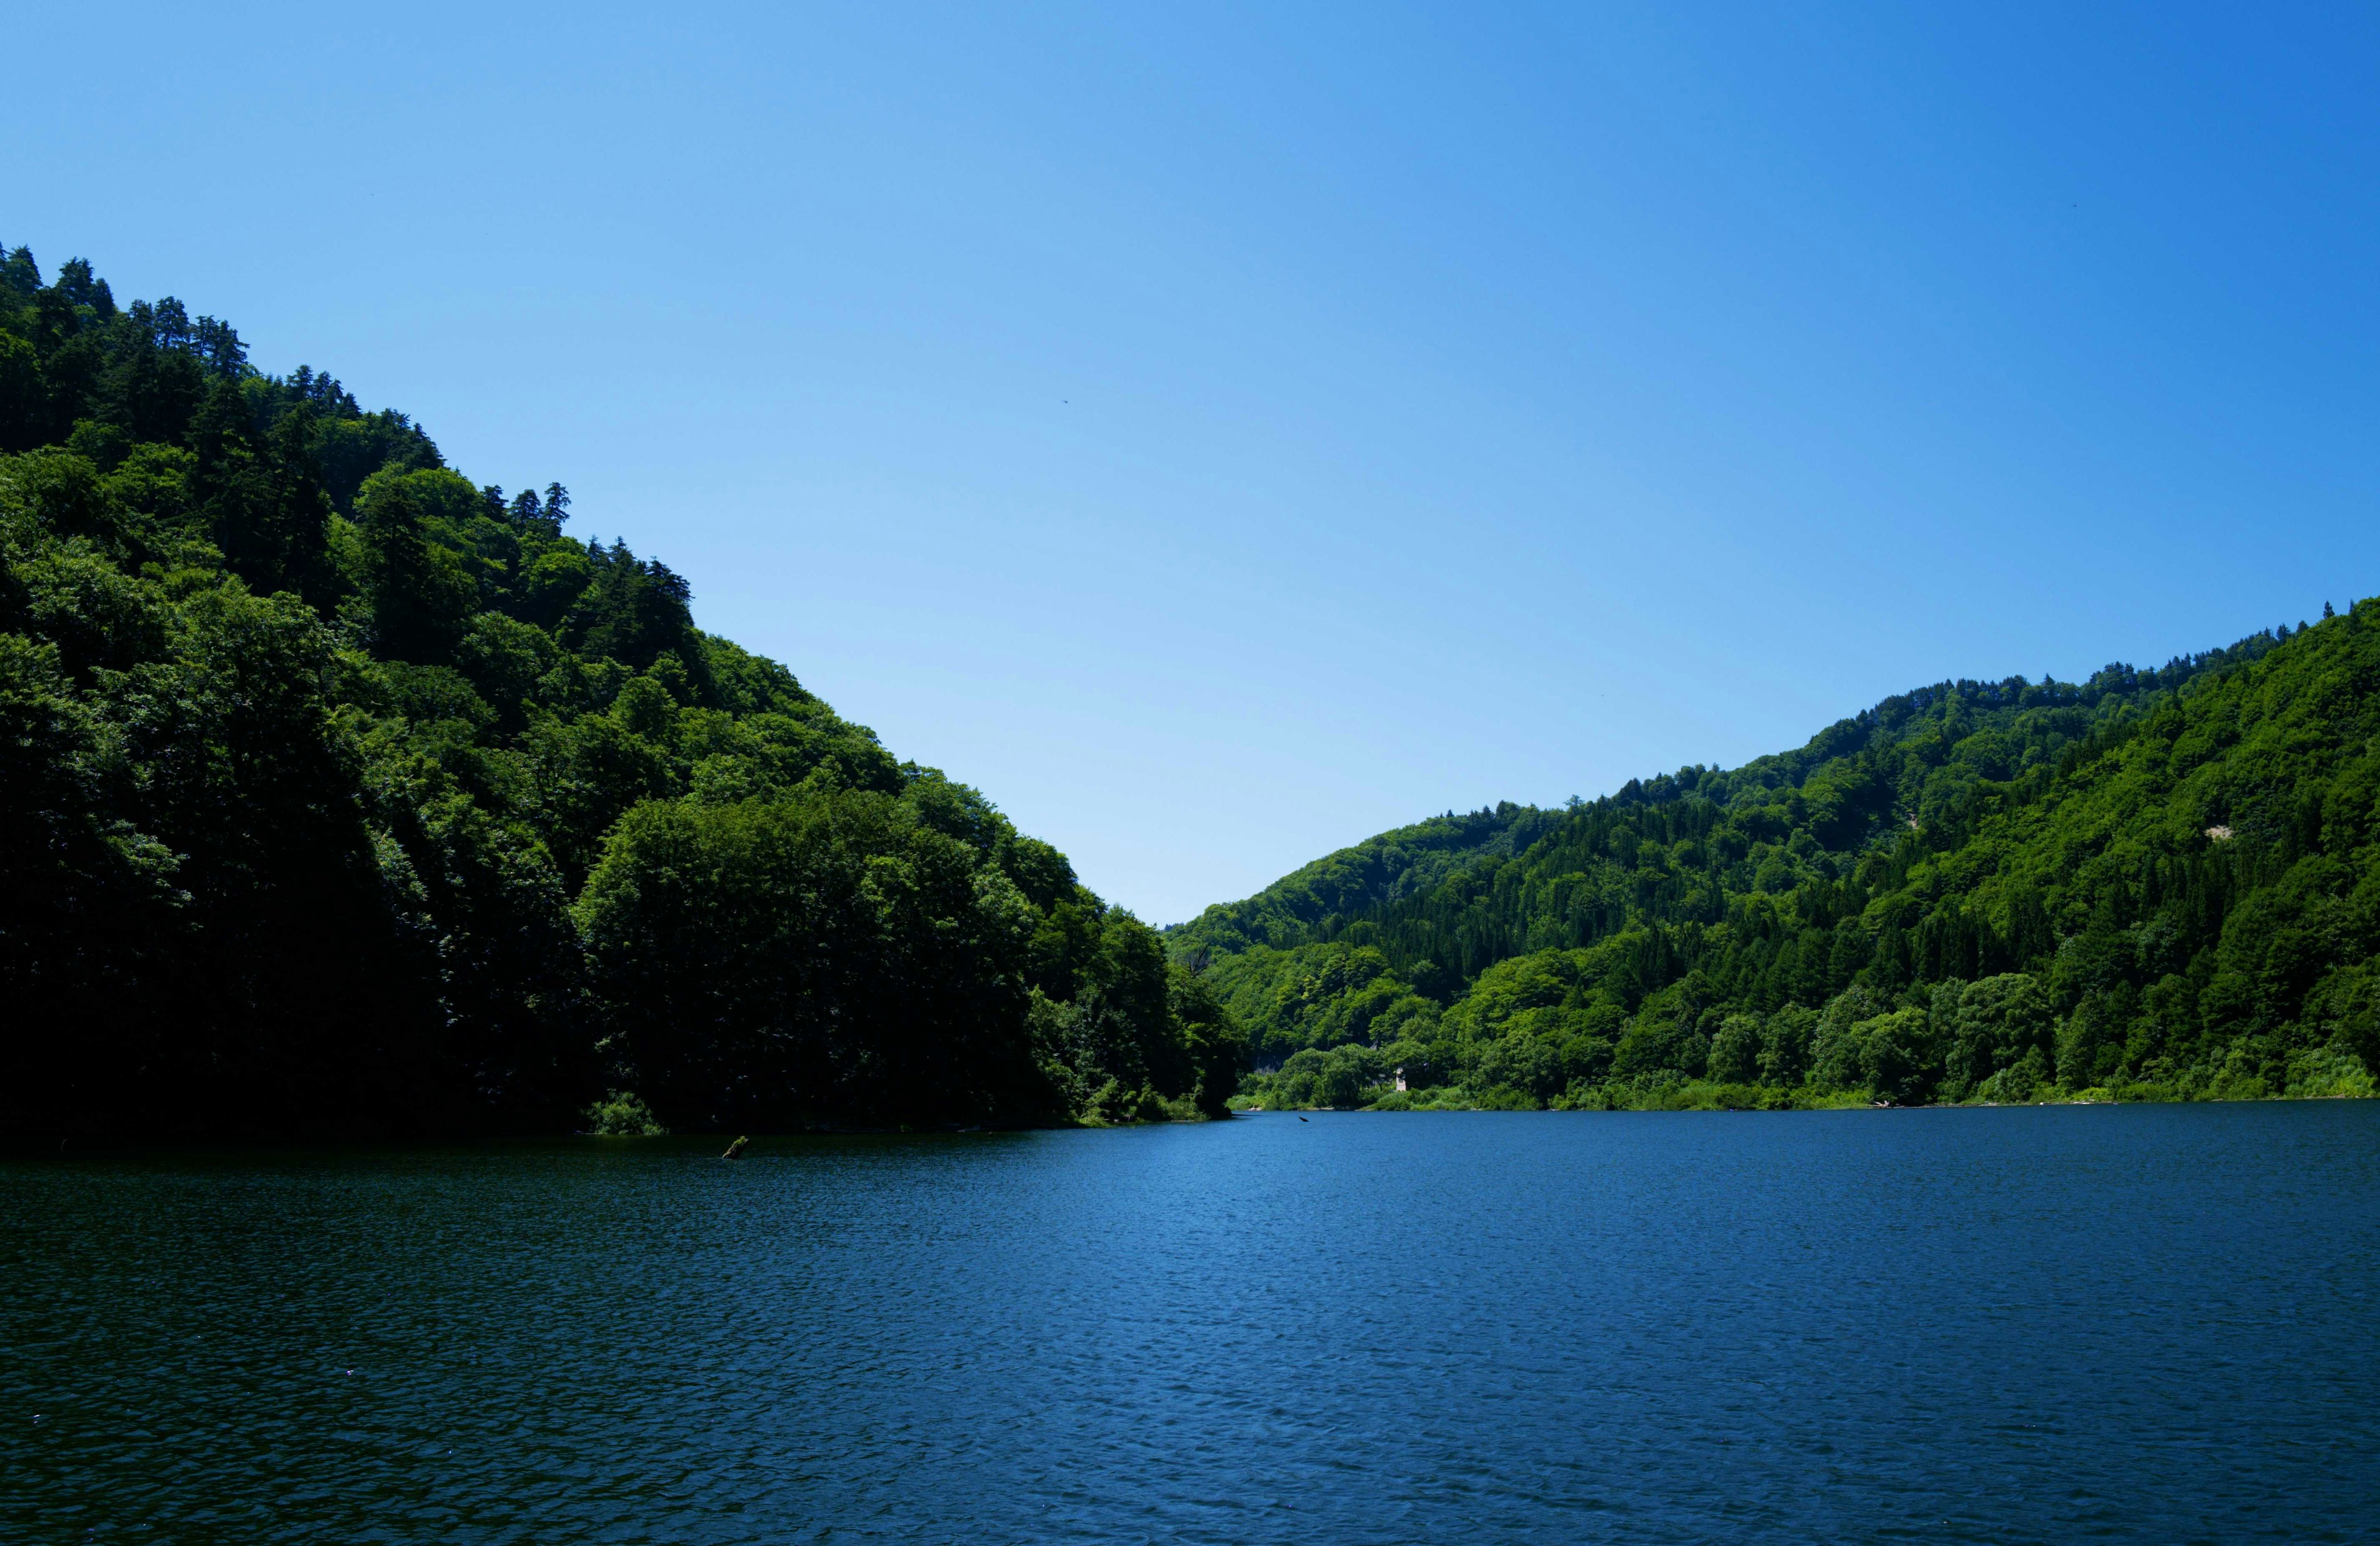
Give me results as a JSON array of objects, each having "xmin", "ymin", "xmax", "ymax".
[
  {"xmin": 0, "ymin": 247, "xmax": 1241, "ymax": 1136},
  {"xmin": 1178, "ymin": 621, "xmax": 2380, "ymax": 1110}
]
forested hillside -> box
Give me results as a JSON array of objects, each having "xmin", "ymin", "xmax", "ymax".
[
  {"xmin": 0, "ymin": 248, "xmax": 1241, "ymax": 1136},
  {"xmin": 1175, "ymin": 621, "xmax": 2380, "ymax": 1110}
]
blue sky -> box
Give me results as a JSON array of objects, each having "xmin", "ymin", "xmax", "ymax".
[{"xmin": 10, "ymin": 3, "xmax": 2378, "ymax": 922}]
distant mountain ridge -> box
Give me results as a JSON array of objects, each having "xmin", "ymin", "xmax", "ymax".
[
  {"xmin": 1169, "ymin": 801, "xmax": 1562, "ymax": 958},
  {"xmin": 1175, "ymin": 617, "xmax": 2377, "ymax": 1110},
  {"xmin": 1173, "ymin": 635, "xmax": 2281, "ymax": 962}
]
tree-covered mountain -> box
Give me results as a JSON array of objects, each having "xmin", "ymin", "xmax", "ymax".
[
  {"xmin": 0, "ymin": 248, "xmax": 1241, "ymax": 1137},
  {"xmin": 1174, "ymin": 620, "xmax": 2380, "ymax": 1110}
]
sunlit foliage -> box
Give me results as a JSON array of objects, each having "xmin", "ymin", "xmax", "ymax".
[{"xmin": 1186, "ymin": 621, "xmax": 2380, "ymax": 1109}]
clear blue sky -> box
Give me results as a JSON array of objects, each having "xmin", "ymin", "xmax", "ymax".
[{"xmin": 11, "ymin": 4, "xmax": 2378, "ymax": 922}]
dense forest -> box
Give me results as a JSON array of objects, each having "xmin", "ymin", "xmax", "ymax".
[
  {"xmin": 0, "ymin": 249, "xmax": 1241, "ymax": 1136},
  {"xmin": 1176, "ymin": 622, "xmax": 2380, "ymax": 1110},
  {"xmin": 13, "ymin": 247, "xmax": 2374, "ymax": 1134}
]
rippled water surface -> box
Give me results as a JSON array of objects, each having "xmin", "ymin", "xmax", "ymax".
[{"xmin": 5, "ymin": 1102, "xmax": 2379, "ymax": 1542}]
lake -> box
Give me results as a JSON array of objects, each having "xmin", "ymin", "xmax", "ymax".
[{"xmin": 4, "ymin": 1102, "xmax": 2377, "ymax": 1543}]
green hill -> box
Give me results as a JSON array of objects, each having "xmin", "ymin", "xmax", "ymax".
[
  {"xmin": 14, "ymin": 243, "xmax": 2370, "ymax": 1130},
  {"xmin": 1173, "ymin": 620, "xmax": 2380, "ymax": 1110},
  {"xmin": 0, "ymin": 247, "xmax": 1241, "ymax": 1136}
]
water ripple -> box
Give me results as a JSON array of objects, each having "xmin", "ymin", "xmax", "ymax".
[{"xmin": 4, "ymin": 1103, "xmax": 2378, "ymax": 1542}]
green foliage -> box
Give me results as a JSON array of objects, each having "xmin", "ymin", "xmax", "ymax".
[
  {"xmin": 1176, "ymin": 804, "xmax": 1558, "ymax": 960},
  {"xmin": 355, "ymin": 468, "xmax": 478, "ymax": 661},
  {"xmin": 0, "ymin": 248, "xmax": 1241, "ymax": 1136},
  {"xmin": 584, "ymin": 1090, "xmax": 668, "ymax": 1136},
  {"xmin": 1202, "ymin": 617, "xmax": 2380, "ymax": 1112},
  {"xmin": 575, "ymin": 789, "xmax": 1050, "ymax": 1128},
  {"xmin": 1196, "ymin": 941, "xmax": 1442, "ymax": 1065}
]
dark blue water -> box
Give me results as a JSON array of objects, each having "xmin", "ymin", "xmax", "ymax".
[{"xmin": 4, "ymin": 1103, "xmax": 2377, "ymax": 1543}]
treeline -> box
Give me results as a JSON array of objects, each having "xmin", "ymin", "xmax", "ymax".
[
  {"xmin": 1176, "ymin": 616, "xmax": 2380, "ymax": 1110},
  {"xmin": 0, "ymin": 248, "xmax": 1241, "ymax": 1136}
]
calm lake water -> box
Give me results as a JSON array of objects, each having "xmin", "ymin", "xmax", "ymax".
[{"xmin": 4, "ymin": 1103, "xmax": 2378, "ymax": 1544}]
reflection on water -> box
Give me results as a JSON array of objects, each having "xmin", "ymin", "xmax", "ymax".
[{"xmin": 4, "ymin": 1103, "xmax": 2377, "ymax": 1543}]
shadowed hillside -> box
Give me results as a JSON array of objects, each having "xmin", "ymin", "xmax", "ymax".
[{"xmin": 0, "ymin": 248, "xmax": 1242, "ymax": 1136}]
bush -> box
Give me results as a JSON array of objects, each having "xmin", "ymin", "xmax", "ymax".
[{"xmin": 584, "ymin": 1089, "xmax": 667, "ymax": 1135}]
